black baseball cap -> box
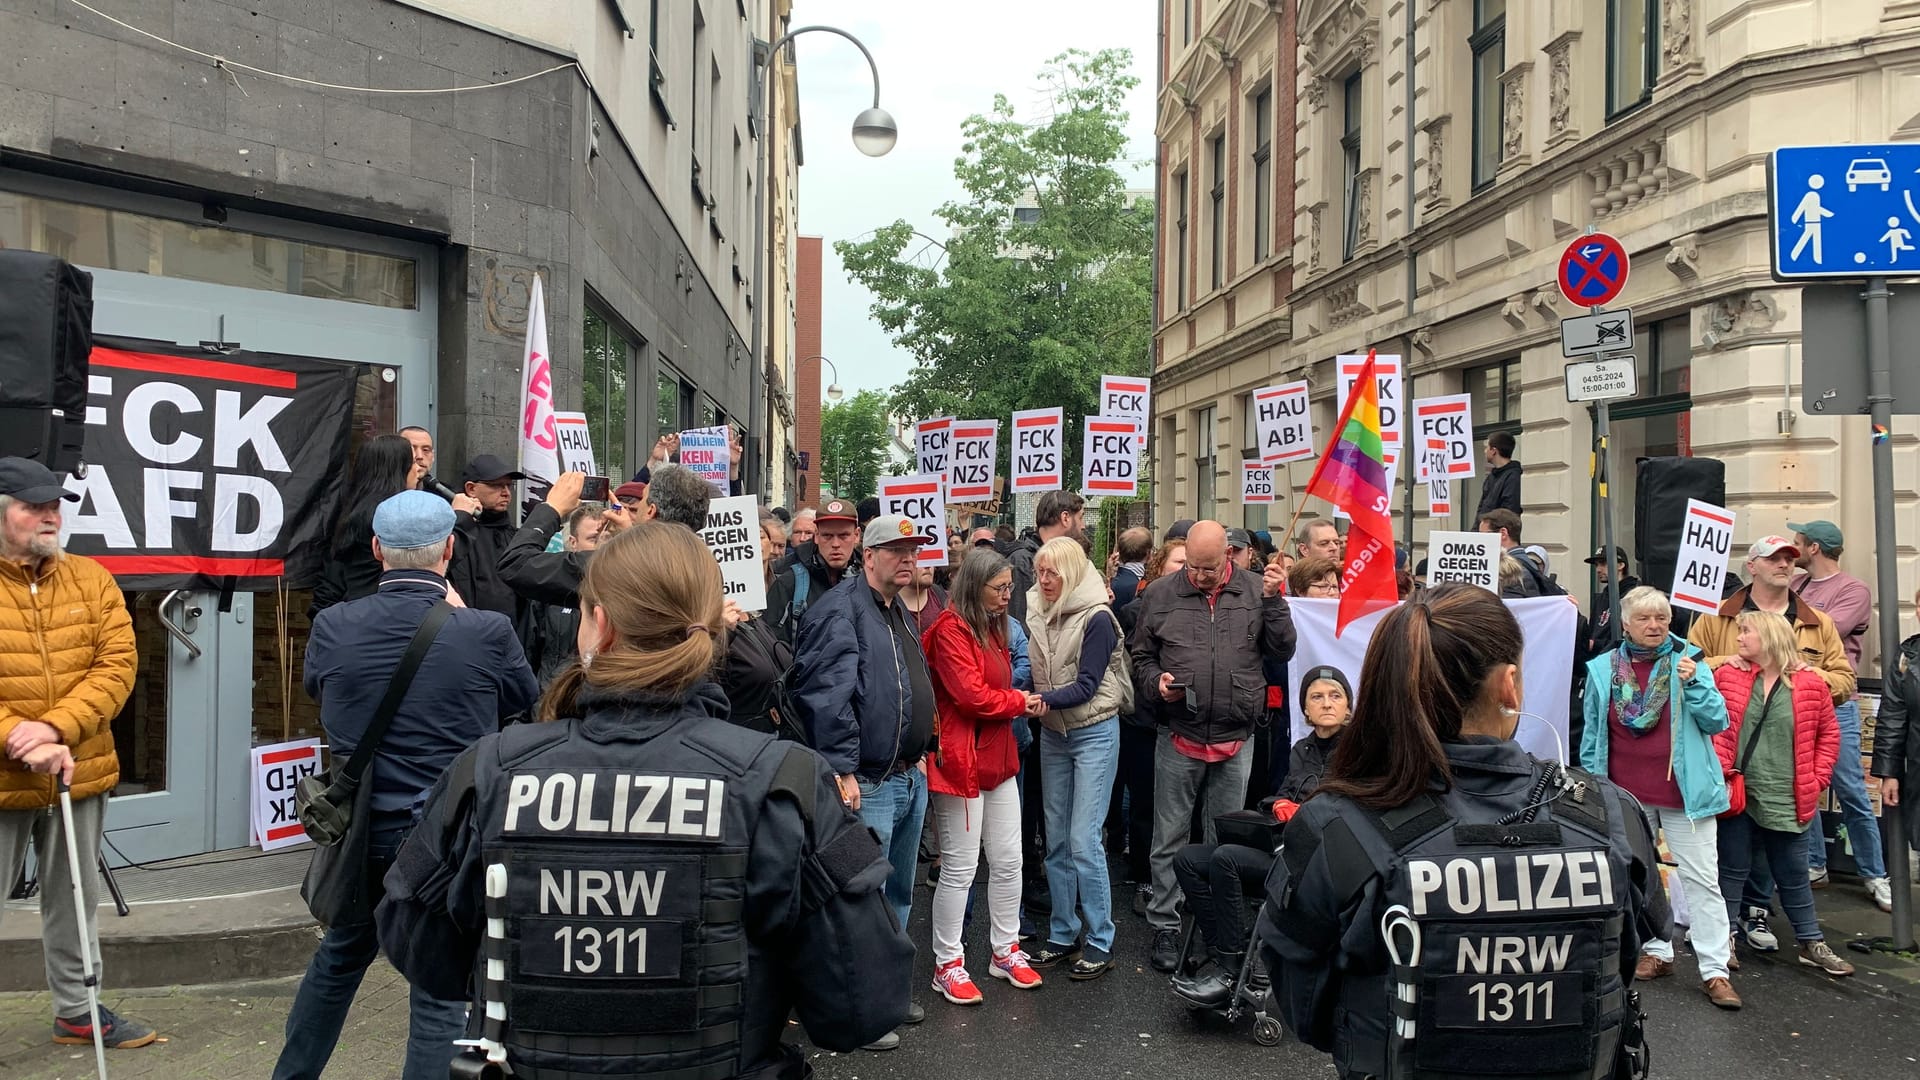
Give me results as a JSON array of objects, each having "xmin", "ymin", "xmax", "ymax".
[
  {"xmin": 462, "ymin": 454, "xmax": 529, "ymax": 484},
  {"xmin": 1225, "ymin": 528, "xmax": 1253, "ymax": 551},
  {"xmin": 0, "ymin": 458, "xmax": 79, "ymax": 504},
  {"xmin": 1164, "ymin": 518, "xmax": 1196, "ymax": 542},
  {"xmin": 1584, "ymin": 545, "xmax": 1630, "ymax": 565}
]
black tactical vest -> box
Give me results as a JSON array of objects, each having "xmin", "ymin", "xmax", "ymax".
[
  {"xmin": 1329, "ymin": 766, "xmax": 1632, "ymax": 1080},
  {"xmin": 469, "ymin": 707, "xmax": 796, "ymax": 1080}
]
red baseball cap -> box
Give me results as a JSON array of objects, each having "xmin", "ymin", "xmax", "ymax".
[{"xmin": 817, "ymin": 499, "xmax": 858, "ymax": 524}]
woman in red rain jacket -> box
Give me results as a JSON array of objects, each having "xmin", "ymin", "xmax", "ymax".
[
  {"xmin": 1711, "ymin": 610, "xmax": 1850, "ymax": 976},
  {"xmin": 921, "ymin": 548, "xmax": 1046, "ymax": 1006}
]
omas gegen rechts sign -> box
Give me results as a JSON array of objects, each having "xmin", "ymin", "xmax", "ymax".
[{"xmin": 59, "ymin": 342, "xmax": 358, "ymax": 590}]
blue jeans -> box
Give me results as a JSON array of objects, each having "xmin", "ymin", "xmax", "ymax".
[
  {"xmin": 273, "ymin": 849, "xmax": 467, "ymax": 1080},
  {"xmin": 857, "ymin": 768, "xmax": 929, "ymax": 932},
  {"xmin": 1719, "ymin": 813, "xmax": 1823, "ymax": 944},
  {"xmin": 1807, "ymin": 699, "xmax": 1886, "ymax": 878},
  {"xmin": 1040, "ymin": 718, "xmax": 1121, "ymax": 955}
]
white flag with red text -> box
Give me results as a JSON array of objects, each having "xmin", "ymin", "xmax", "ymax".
[{"xmin": 518, "ymin": 275, "xmax": 561, "ymax": 483}]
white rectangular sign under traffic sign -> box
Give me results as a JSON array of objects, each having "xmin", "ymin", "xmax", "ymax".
[
  {"xmin": 1561, "ymin": 309, "xmax": 1635, "ymax": 358},
  {"xmin": 1564, "ymin": 356, "xmax": 1639, "ymax": 402},
  {"xmin": 1671, "ymin": 499, "xmax": 1737, "ymax": 616}
]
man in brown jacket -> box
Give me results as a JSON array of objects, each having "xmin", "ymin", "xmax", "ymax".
[
  {"xmin": 0, "ymin": 458, "xmax": 151, "ymax": 1049},
  {"xmin": 1687, "ymin": 535, "xmax": 1855, "ymax": 702}
]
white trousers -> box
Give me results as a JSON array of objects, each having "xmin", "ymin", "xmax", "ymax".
[
  {"xmin": 1641, "ymin": 805, "xmax": 1734, "ymax": 980},
  {"xmin": 930, "ymin": 779, "xmax": 1024, "ymax": 965}
]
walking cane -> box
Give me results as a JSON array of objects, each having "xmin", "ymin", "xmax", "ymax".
[
  {"xmin": 1380, "ymin": 904, "xmax": 1422, "ymax": 1080},
  {"xmin": 57, "ymin": 779, "xmax": 110, "ymax": 1080}
]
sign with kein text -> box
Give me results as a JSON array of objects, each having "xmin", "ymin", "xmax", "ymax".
[{"xmin": 677, "ymin": 426, "xmax": 730, "ymax": 493}]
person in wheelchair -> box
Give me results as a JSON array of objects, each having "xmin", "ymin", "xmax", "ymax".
[{"xmin": 1169, "ymin": 665, "xmax": 1352, "ymax": 1006}]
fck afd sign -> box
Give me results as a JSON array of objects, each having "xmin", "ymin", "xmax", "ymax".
[
  {"xmin": 251, "ymin": 739, "xmax": 321, "ymax": 852},
  {"xmin": 61, "ymin": 340, "xmax": 358, "ymax": 591}
]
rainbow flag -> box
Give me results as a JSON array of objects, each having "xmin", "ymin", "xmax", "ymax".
[{"xmin": 1302, "ymin": 349, "xmax": 1400, "ymax": 635}]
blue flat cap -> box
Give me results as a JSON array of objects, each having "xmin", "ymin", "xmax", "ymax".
[{"xmin": 373, "ymin": 490, "xmax": 456, "ymax": 550}]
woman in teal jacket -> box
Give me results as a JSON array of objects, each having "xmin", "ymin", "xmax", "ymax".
[{"xmin": 1580, "ymin": 585, "xmax": 1743, "ymax": 1009}]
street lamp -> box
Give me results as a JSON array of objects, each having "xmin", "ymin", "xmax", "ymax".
[
  {"xmin": 802, "ymin": 355, "xmax": 844, "ymax": 401},
  {"xmin": 746, "ymin": 24, "xmax": 894, "ymax": 494}
]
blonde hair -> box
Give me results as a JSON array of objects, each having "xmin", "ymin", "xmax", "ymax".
[
  {"xmin": 539, "ymin": 522, "xmax": 726, "ymax": 722},
  {"xmin": 1736, "ymin": 610, "xmax": 1799, "ymax": 673},
  {"xmin": 1033, "ymin": 535, "xmax": 1091, "ymax": 616}
]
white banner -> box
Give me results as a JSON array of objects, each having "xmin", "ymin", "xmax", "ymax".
[
  {"xmin": 1011, "ymin": 408, "xmax": 1065, "ymax": 492},
  {"xmin": 1287, "ymin": 597, "xmax": 1577, "ymax": 763},
  {"xmin": 517, "ymin": 274, "xmax": 561, "ymax": 483},
  {"xmin": 1099, "ymin": 375, "xmax": 1152, "ymax": 423},
  {"xmin": 250, "ymin": 739, "xmax": 321, "ymax": 852},
  {"xmin": 1242, "ymin": 461, "xmax": 1277, "ymax": 504},
  {"xmin": 553, "ymin": 412, "xmax": 597, "ymax": 476},
  {"xmin": 1427, "ymin": 530, "xmax": 1501, "ymax": 591},
  {"xmin": 948, "ymin": 420, "xmax": 998, "ymax": 502},
  {"xmin": 678, "ymin": 426, "xmax": 730, "ymax": 494},
  {"xmin": 699, "ymin": 494, "xmax": 767, "ymax": 613},
  {"xmin": 879, "ymin": 473, "xmax": 949, "ymax": 567},
  {"xmin": 915, "ymin": 417, "xmax": 954, "ymax": 489},
  {"xmin": 1254, "ymin": 381, "xmax": 1314, "ymax": 464},
  {"xmin": 1671, "ymin": 499, "xmax": 1737, "ymax": 616},
  {"xmin": 1337, "ymin": 353, "xmax": 1404, "ymax": 466},
  {"xmin": 1083, "ymin": 416, "xmax": 1142, "ymax": 496},
  {"xmin": 1412, "ymin": 394, "xmax": 1476, "ymax": 481}
]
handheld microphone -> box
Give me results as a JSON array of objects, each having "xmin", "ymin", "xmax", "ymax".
[{"xmin": 424, "ymin": 475, "xmax": 459, "ymax": 501}]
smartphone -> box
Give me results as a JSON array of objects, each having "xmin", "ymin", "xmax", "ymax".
[{"xmin": 581, "ymin": 475, "xmax": 612, "ymax": 502}]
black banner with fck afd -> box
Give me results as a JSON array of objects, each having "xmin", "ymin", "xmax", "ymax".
[{"xmin": 60, "ymin": 338, "xmax": 358, "ymax": 591}]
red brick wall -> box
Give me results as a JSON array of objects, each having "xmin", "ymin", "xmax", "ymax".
[{"xmin": 796, "ymin": 235, "xmax": 823, "ymax": 507}]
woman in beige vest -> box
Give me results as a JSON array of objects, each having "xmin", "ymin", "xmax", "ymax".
[{"xmin": 1022, "ymin": 536, "xmax": 1133, "ymax": 980}]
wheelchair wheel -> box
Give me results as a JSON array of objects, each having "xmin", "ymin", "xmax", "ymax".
[{"xmin": 1253, "ymin": 1015, "xmax": 1284, "ymax": 1047}]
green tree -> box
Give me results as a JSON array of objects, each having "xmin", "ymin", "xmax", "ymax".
[
  {"xmin": 836, "ymin": 48, "xmax": 1153, "ymax": 463},
  {"xmin": 819, "ymin": 390, "xmax": 892, "ymax": 501}
]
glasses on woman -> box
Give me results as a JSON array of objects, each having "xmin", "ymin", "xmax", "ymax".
[
  {"xmin": 1306, "ymin": 579, "xmax": 1340, "ymax": 596},
  {"xmin": 988, "ymin": 582, "xmax": 1015, "ymax": 595}
]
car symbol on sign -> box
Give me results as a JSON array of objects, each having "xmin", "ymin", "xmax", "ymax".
[{"xmin": 1847, "ymin": 158, "xmax": 1894, "ymax": 192}]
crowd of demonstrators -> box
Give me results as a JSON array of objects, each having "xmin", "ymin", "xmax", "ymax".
[
  {"xmin": 1476, "ymin": 430, "xmax": 1523, "ymax": 518},
  {"xmin": 1109, "ymin": 533, "xmax": 1187, "ymax": 901},
  {"xmin": 281, "ymin": 491, "xmax": 539, "ymax": 1080},
  {"xmin": 1129, "ymin": 520, "xmax": 1297, "ymax": 973},
  {"xmin": 313, "ymin": 434, "xmax": 421, "ymax": 615},
  {"xmin": 0, "ymin": 459, "xmax": 151, "ymax": 1050}
]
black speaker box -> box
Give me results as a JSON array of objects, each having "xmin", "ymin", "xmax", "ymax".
[
  {"xmin": 0, "ymin": 250, "xmax": 92, "ymax": 472},
  {"xmin": 1635, "ymin": 455, "xmax": 1727, "ymax": 597}
]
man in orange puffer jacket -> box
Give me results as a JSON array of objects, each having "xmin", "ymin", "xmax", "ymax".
[{"xmin": 0, "ymin": 458, "xmax": 151, "ymax": 1048}]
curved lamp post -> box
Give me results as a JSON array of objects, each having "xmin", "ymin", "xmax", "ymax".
[
  {"xmin": 747, "ymin": 26, "xmax": 894, "ymax": 495},
  {"xmin": 800, "ymin": 355, "xmax": 844, "ymax": 402}
]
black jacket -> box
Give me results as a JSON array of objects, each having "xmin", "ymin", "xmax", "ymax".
[
  {"xmin": 494, "ymin": 503, "xmax": 589, "ymax": 608},
  {"xmin": 765, "ymin": 542, "xmax": 857, "ymax": 647},
  {"xmin": 523, "ymin": 599, "xmax": 583, "ymax": 685},
  {"xmin": 1128, "ymin": 566, "xmax": 1296, "ymax": 745},
  {"xmin": 1872, "ymin": 634, "xmax": 1920, "ymax": 850},
  {"xmin": 1007, "ymin": 530, "xmax": 1042, "ymax": 626},
  {"xmin": 309, "ymin": 524, "xmax": 383, "ymax": 618},
  {"xmin": 449, "ymin": 508, "xmax": 524, "ymax": 625},
  {"xmin": 722, "ymin": 616, "xmax": 794, "ymax": 734},
  {"xmin": 1278, "ymin": 730, "xmax": 1340, "ymax": 803},
  {"xmin": 792, "ymin": 575, "xmax": 931, "ymax": 778},
  {"xmin": 1476, "ymin": 459, "xmax": 1523, "ymax": 518}
]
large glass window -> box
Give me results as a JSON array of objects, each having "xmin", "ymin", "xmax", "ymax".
[
  {"xmin": 1471, "ymin": 0, "xmax": 1506, "ymax": 190},
  {"xmin": 1194, "ymin": 405, "xmax": 1217, "ymax": 518},
  {"xmin": 1607, "ymin": 0, "xmax": 1659, "ymax": 118},
  {"xmin": 657, "ymin": 362, "xmax": 687, "ymax": 440},
  {"xmin": 1458, "ymin": 359, "xmax": 1521, "ymax": 524},
  {"xmin": 0, "ymin": 189, "xmax": 416, "ymax": 308},
  {"xmin": 1209, "ymin": 134, "xmax": 1226, "ymax": 292},
  {"xmin": 1175, "ymin": 171, "xmax": 1190, "ymax": 310},
  {"xmin": 1342, "ymin": 74, "xmax": 1363, "ymax": 261},
  {"xmin": 582, "ymin": 306, "xmax": 634, "ymax": 482},
  {"xmin": 1252, "ymin": 87, "xmax": 1274, "ymax": 264}
]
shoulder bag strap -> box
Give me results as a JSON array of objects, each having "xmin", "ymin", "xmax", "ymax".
[
  {"xmin": 340, "ymin": 600, "xmax": 455, "ymax": 784},
  {"xmin": 1735, "ymin": 677, "xmax": 1778, "ymax": 775}
]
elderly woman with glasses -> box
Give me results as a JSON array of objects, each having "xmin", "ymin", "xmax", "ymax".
[{"xmin": 1287, "ymin": 555, "xmax": 1341, "ymax": 598}]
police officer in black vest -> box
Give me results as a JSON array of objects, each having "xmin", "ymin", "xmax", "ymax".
[
  {"xmin": 1258, "ymin": 584, "xmax": 1670, "ymax": 1080},
  {"xmin": 377, "ymin": 521, "xmax": 913, "ymax": 1079}
]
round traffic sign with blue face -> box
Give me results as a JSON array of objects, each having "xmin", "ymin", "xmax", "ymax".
[{"xmin": 1557, "ymin": 233, "xmax": 1631, "ymax": 308}]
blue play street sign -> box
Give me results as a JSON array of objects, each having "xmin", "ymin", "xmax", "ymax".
[{"xmin": 1771, "ymin": 144, "xmax": 1920, "ymax": 279}]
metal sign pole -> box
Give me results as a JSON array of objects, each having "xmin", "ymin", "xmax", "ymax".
[
  {"xmin": 1864, "ymin": 275, "xmax": 1916, "ymax": 951},
  {"xmin": 1592, "ymin": 303, "xmax": 1621, "ymax": 648}
]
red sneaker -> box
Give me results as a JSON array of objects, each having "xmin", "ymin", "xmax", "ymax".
[
  {"xmin": 990, "ymin": 946, "xmax": 1043, "ymax": 989},
  {"xmin": 933, "ymin": 958, "xmax": 984, "ymax": 1005}
]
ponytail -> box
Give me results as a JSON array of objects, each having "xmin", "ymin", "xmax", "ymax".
[{"xmin": 1318, "ymin": 583, "xmax": 1523, "ymax": 808}]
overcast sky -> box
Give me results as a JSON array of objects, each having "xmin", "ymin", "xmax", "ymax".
[{"xmin": 791, "ymin": 1, "xmax": 1158, "ymax": 401}]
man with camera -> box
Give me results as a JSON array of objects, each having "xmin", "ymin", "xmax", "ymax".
[{"xmin": 275, "ymin": 491, "xmax": 538, "ymax": 1080}]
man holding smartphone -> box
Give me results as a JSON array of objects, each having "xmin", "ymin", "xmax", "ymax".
[{"xmin": 1127, "ymin": 521, "xmax": 1295, "ymax": 974}]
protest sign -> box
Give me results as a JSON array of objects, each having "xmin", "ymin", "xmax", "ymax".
[
  {"xmin": 1423, "ymin": 438, "xmax": 1452, "ymax": 515},
  {"xmin": 948, "ymin": 420, "xmax": 999, "ymax": 502},
  {"xmin": 1671, "ymin": 500, "xmax": 1736, "ymax": 615},
  {"xmin": 1337, "ymin": 353, "xmax": 1404, "ymax": 465},
  {"xmin": 1427, "ymin": 530, "xmax": 1500, "ymax": 591},
  {"xmin": 678, "ymin": 426, "xmax": 730, "ymax": 493},
  {"xmin": 1411, "ymin": 394, "xmax": 1475, "ymax": 480},
  {"xmin": 554, "ymin": 412, "xmax": 597, "ymax": 476},
  {"xmin": 1253, "ymin": 382, "xmax": 1314, "ymax": 464},
  {"xmin": 879, "ymin": 473, "xmax": 949, "ymax": 567},
  {"xmin": 1011, "ymin": 408, "xmax": 1064, "ymax": 491},
  {"xmin": 250, "ymin": 739, "xmax": 321, "ymax": 852},
  {"xmin": 699, "ymin": 494, "xmax": 767, "ymax": 612},
  {"xmin": 915, "ymin": 417, "xmax": 954, "ymax": 490},
  {"xmin": 1083, "ymin": 416, "xmax": 1142, "ymax": 496},
  {"xmin": 1242, "ymin": 462, "xmax": 1277, "ymax": 504},
  {"xmin": 1099, "ymin": 375, "xmax": 1151, "ymax": 423}
]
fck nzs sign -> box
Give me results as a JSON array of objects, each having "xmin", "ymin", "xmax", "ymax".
[{"xmin": 59, "ymin": 339, "xmax": 359, "ymax": 591}]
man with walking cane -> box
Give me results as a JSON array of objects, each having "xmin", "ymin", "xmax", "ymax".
[{"xmin": 0, "ymin": 457, "xmax": 154, "ymax": 1051}]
